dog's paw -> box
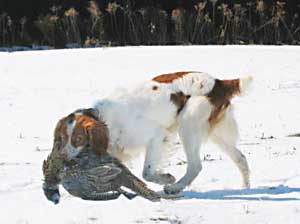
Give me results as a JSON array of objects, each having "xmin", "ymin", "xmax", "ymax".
[
  {"xmin": 143, "ymin": 172, "xmax": 176, "ymax": 185},
  {"xmin": 243, "ymin": 180, "xmax": 250, "ymax": 189},
  {"xmin": 158, "ymin": 173, "xmax": 176, "ymax": 185},
  {"xmin": 163, "ymin": 183, "xmax": 184, "ymax": 195}
]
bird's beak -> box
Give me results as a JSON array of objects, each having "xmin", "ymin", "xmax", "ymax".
[{"xmin": 43, "ymin": 184, "xmax": 61, "ymax": 205}]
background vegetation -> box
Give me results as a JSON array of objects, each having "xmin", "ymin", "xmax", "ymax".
[{"xmin": 0, "ymin": 0, "xmax": 299, "ymax": 49}]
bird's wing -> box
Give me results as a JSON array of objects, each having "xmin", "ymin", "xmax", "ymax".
[{"xmin": 87, "ymin": 165, "xmax": 122, "ymax": 183}]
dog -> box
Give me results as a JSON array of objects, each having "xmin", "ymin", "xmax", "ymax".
[{"xmin": 53, "ymin": 71, "xmax": 252, "ymax": 194}]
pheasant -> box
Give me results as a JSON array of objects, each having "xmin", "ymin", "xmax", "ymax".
[{"xmin": 42, "ymin": 148, "xmax": 162, "ymax": 204}]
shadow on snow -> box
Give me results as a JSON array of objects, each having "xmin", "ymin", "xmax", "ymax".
[{"xmin": 181, "ymin": 185, "xmax": 300, "ymax": 201}]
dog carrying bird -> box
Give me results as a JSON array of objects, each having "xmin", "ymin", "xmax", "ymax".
[
  {"xmin": 47, "ymin": 72, "xmax": 253, "ymax": 195},
  {"xmin": 42, "ymin": 110, "xmax": 162, "ymax": 203}
]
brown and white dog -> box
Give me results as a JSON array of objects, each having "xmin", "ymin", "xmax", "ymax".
[{"xmin": 52, "ymin": 72, "xmax": 252, "ymax": 194}]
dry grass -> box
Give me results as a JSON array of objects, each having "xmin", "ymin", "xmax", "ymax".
[{"xmin": 1, "ymin": 1, "xmax": 300, "ymax": 48}]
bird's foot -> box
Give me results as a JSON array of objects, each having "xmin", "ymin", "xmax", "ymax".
[{"xmin": 119, "ymin": 189, "xmax": 138, "ymax": 200}]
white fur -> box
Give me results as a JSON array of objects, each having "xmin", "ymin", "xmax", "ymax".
[
  {"xmin": 83, "ymin": 72, "xmax": 251, "ymax": 193},
  {"xmin": 210, "ymin": 106, "xmax": 250, "ymax": 188},
  {"xmin": 168, "ymin": 72, "xmax": 216, "ymax": 96},
  {"xmin": 164, "ymin": 96, "xmax": 212, "ymax": 192},
  {"xmin": 239, "ymin": 75, "xmax": 253, "ymax": 96},
  {"xmin": 64, "ymin": 120, "xmax": 82, "ymax": 159}
]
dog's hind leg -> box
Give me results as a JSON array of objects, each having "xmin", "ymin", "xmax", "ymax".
[
  {"xmin": 210, "ymin": 107, "xmax": 250, "ymax": 188},
  {"xmin": 164, "ymin": 97, "xmax": 211, "ymax": 194}
]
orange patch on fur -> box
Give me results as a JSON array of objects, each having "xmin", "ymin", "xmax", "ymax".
[
  {"xmin": 208, "ymin": 102, "xmax": 230, "ymax": 126},
  {"xmin": 207, "ymin": 79, "xmax": 240, "ymax": 126},
  {"xmin": 75, "ymin": 116, "xmax": 95, "ymax": 129},
  {"xmin": 73, "ymin": 114, "xmax": 109, "ymax": 156},
  {"xmin": 152, "ymin": 71, "xmax": 192, "ymax": 83}
]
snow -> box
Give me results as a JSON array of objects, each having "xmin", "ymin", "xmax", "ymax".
[{"xmin": 0, "ymin": 45, "xmax": 300, "ymax": 224}]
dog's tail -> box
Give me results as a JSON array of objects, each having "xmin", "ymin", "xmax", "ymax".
[
  {"xmin": 208, "ymin": 75, "xmax": 253, "ymax": 100},
  {"xmin": 238, "ymin": 75, "xmax": 253, "ymax": 96},
  {"xmin": 226, "ymin": 75, "xmax": 253, "ymax": 97}
]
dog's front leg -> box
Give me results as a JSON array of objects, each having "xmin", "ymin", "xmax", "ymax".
[
  {"xmin": 142, "ymin": 129, "xmax": 176, "ymax": 185},
  {"xmin": 164, "ymin": 97, "xmax": 211, "ymax": 194}
]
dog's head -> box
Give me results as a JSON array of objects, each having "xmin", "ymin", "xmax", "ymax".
[{"xmin": 52, "ymin": 108, "xmax": 109, "ymax": 160}]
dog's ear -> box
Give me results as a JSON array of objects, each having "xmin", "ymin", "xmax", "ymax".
[{"xmin": 86, "ymin": 121, "xmax": 109, "ymax": 156}]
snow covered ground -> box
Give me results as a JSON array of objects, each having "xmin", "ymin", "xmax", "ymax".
[{"xmin": 0, "ymin": 45, "xmax": 300, "ymax": 224}]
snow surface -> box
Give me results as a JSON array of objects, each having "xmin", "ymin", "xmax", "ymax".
[{"xmin": 0, "ymin": 45, "xmax": 300, "ymax": 224}]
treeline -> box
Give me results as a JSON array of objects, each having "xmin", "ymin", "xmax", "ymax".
[{"xmin": 0, "ymin": 0, "xmax": 300, "ymax": 48}]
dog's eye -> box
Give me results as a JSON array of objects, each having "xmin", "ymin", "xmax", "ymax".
[{"xmin": 75, "ymin": 136, "xmax": 84, "ymax": 144}]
